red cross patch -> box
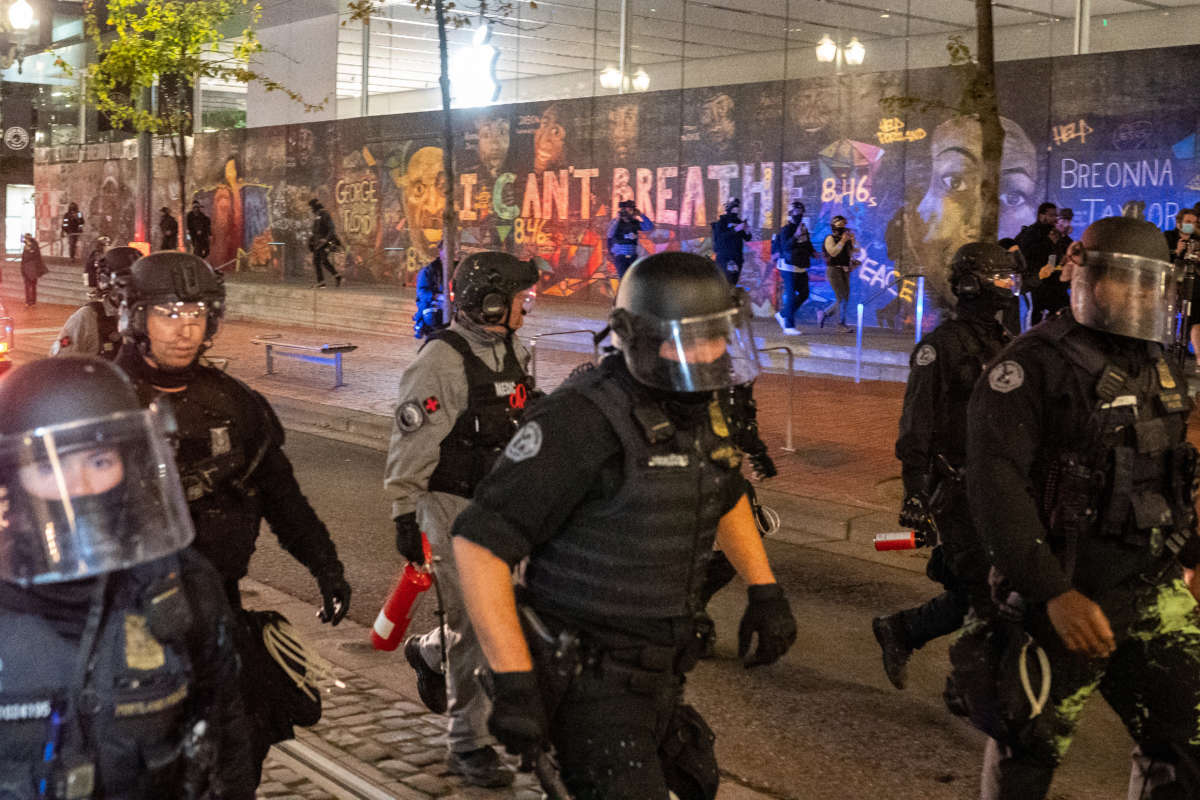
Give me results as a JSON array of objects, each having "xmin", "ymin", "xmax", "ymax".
[
  {"xmin": 423, "ymin": 396, "xmax": 440, "ymax": 413},
  {"xmin": 60, "ymin": 336, "xmax": 71, "ymax": 347}
]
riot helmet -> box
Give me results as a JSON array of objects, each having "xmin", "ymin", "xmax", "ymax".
[
  {"xmin": 116, "ymin": 252, "xmax": 226, "ymax": 346},
  {"xmin": 0, "ymin": 358, "xmax": 194, "ymax": 585},
  {"xmin": 1071, "ymin": 216, "xmax": 1174, "ymax": 342},
  {"xmin": 451, "ymin": 251, "xmax": 549, "ymax": 328},
  {"xmin": 948, "ymin": 242, "xmax": 1020, "ymax": 308},
  {"xmin": 610, "ymin": 251, "xmax": 760, "ymax": 392},
  {"xmin": 94, "ymin": 246, "xmax": 141, "ymax": 315}
]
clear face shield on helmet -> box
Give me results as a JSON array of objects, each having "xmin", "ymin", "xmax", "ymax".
[
  {"xmin": 1070, "ymin": 251, "xmax": 1175, "ymax": 342},
  {"xmin": 0, "ymin": 407, "xmax": 195, "ymax": 585},
  {"xmin": 620, "ymin": 304, "xmax": 761, "ymax": 392}
]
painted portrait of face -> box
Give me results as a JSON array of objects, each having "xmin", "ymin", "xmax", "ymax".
[
  {"xmin": 700, "ymin": 93, "xmax": 735, "ymax": 145},
  {"xmin": 912, "ymin": 116, "xmax": 1037, "ymax": 302},
  {"xmin": 607, "ymin": 102, "xmax": 639, "ymax": 161},
  {"xmin": 476, "ymin": 116, "xmax": 511, "ymax": 178},
  {"xmin": 533, "ymin": 104, "xmax": 567, "ymax": 173},
  {"xmin": 788, "ymin": 79, "xmax": 836, "ymax": 135},
  {"xmin": 393, "ymin": 146, "xmax": 447, "ymax": 264}
]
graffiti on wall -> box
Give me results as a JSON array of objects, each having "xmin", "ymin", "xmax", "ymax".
[{"xmin": 35, "ymin": 44, "xmax": 1200, "ymax": 327}]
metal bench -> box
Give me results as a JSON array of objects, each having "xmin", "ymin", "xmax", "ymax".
[{"xmin": 251, "ymin": 337, "xmax": 358, "ymax": 388}]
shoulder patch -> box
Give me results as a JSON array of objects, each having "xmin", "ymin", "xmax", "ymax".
[
  {"xmin": 504, "ymin": 421, "xmax": 543, "ymax": 463},
  {"xmin": 988, "ymin": 360, "xmax": 1025, "ymax": 393},
  {"xmin": 396, "ymin": 401, "xmax": 426, "ymax": 433},
  {"xmin": 914, "ymin": 344, "xmax": 937, "ymax": 367}
]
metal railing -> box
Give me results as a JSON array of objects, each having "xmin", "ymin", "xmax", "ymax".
[
  {"xmin": 756, "ymin": 345, "xmax": 796, "ymax": 452},
  {"xmin": 529, "ymin": 328, "xmax": 601, "ymax": 386}
]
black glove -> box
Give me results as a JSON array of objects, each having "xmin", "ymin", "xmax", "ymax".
[
  {"xmin": 394, "ymin": 512, "xmax": 424, "ymax": 564},
  {"xmin": 899, "ymin": 494, "xmax": 931, "ymax": 534},
  {"xmin": 487, "ymin": 670, "xmax": 548, "ymax": 757},
  {"xmin": 315, "ymin": 566, "xmax": 351, "ymax": 626},
  {"xmin": 749, "ymin": 449, "xmax": 777, "ymax": 480},
  {"xmin": 737, "ymin": 583, "xmax": 797, "ymax": 668}
]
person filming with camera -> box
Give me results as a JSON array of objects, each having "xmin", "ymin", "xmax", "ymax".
[
  {"xmin": 1165, "ymin": 207, "xmax": 1200, "ymax": 369},
  {"xmin": 820, "ymin": 215, "xmax": 857, "ymax": 332}
]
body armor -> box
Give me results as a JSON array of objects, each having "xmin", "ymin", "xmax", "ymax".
[
  {"xmin": 1031, "ymin": 316, "xmax": 1196, "ymax": 594},
  {"xmin": 427, "ymin": 330, "xmax": 534, "ymax": 498},
  {"xmin": 524, "ymin": 357, "xmax": 743, "ymax": 620},
  {"xmin": 0, "ymin": 557, "xmax": 196, "ymax": 799},
  {"xmin": 930, "ymin": 318, "xmax": 1007, "ymax": 468},
  {"xmin": 608, "ymin": 218, "xmax": 642, "ymax": 258},
  {"xmin": 143, "ymin": 369, "xmax": 276, "ymax": 583},
  {"xmin": 88, "ymin": 302, "xmax": 122, "ymax": 361}
]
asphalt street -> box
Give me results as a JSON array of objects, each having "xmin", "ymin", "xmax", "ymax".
[{"xmin": 249, "ymin": 431, "xmax": 1136, "ymax": 800}]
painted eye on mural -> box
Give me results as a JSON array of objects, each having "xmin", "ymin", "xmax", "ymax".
[
  {"xmin": 999, "ymin": 191, "xmax": 1028, "ymax": 208},
  {"xmin": 940, "ymin": 174, "xmax": 969, "ymax": 193}
]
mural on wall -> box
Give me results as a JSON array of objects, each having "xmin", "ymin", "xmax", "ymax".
[{"xmin": 34, "ymin": 44, "xmax": 1200, "ymax": 328}]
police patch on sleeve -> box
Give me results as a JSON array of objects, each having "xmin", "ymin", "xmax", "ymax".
[
  {"xmin": 396, "ymin": 401, "xmax": 426, "ymax": 432},
  {"xmin": 988, "ymin": 360, "xmax": 1025, "ymax": 393},
  {"xmin": 504, "ymin": 421, "xmax": 543, "ymax": 463},
  {"xmin": 914, "ymin": 344, "xmax": 937, "ymax": 366}
]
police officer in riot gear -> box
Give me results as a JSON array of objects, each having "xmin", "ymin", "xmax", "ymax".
[
  {"xmin": 386, "ymin": 250, "xmax": 547, "ymax": 788},
  {"xmin": 50, "ymin": 246, "xmax": 141, "ymax": 359},
  {"xmin": 111, "ymin": 252, "xmax": 351, "ymax": 779},
  {"xmin": 0, "ymin": 357, "xmax": 256, "ymax": 800},
  {"xmin": 452, "ymin": 251, "xmax": 797, "ymax": 800},
  {"xmin": 872, "ymin": 242, "xmax": 1015, "ymax": 690},
  {"xmin": 712, "ymin": 197, "xmax": 752, "ymax": 285},
  {"xmin": 964, "ymin": 216, "xmax": 1200, "ymax": 799}
]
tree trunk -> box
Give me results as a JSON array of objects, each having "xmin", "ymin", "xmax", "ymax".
[
  {"xmin": 975, "ymin": 0, "xmax": 1003, "ymax": 242},
  {"xmin": 435, "ymin": 0, "xmax": 457, "ymax": 325}
]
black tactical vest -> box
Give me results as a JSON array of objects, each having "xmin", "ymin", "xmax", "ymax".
[
  {"xmin": 88, "ymin": 302, "xmax": 123, "ymax": 361},
  {"xmin": 1032, "ymin": 318, "xmax": 1195, "ymax": 592},
  {"xmin": 141, "ymin": 369, "xmax": 276, "ymax": 582},
  {"xmin": 427, "ymin": 330, "xmax": 534, "ymax": 498},
  {"xmin": 0, "ymin": 558, "xmax": 195, "ymax": 799},
  {"xmin": 936, "ymin": 317, "xmax": 1007, "ymax": 467},
  {"xmin": 524, "ymin": 357, "xmax": 744, "ymax": 620}
]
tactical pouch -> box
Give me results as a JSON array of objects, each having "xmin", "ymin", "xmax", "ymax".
[
  {"xmin": 659, "ymin": 703, "xmax": 719, "ymax": 800},
  {"xmin": 234, "ymin": 609, "xmax": 322, "ymax": 750},
  {"xmin": 944, "ymin": 618, "xmax": 1050, "ymax": 751}
]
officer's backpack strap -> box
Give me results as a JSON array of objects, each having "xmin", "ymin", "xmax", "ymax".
[{"xmin": 426, "ymin": 328, "xmax": 498, "ymax": 384}]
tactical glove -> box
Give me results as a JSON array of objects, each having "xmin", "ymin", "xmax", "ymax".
[
  {"xmin": 394, "ymin": 512, "xmax": 425, "ymax": 564},
  {"xmin": 316, "ymin": 566, "xmax": 351, "ymax": 626},
  {"xmin": 737, "ymin": 583, "xmax": 797, "ymax": 668},
  {"xmin": 487, "ymin": 670, "xmax": 548, "ymax": 757},
  {"xmin": 898, "ymin": 494, "xmax": 930, "ymax": 531},
  {"xmin": 749, "ymin": 449, "xmax": 777, "ymax": 480}
]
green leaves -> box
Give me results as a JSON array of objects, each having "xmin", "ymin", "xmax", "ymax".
[{"xmin": 62, "ymin": 0, "xmax": 319, "ymax": 135}]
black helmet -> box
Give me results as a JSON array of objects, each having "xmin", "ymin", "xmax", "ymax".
[
  {"xmin": 1072, "ymin": 216, "xmax": 1174, "ymax": 342},
  {"xmin": 451, "ymin": 251, "xmax": 547, "ymax": 326},
  {"xmin": 0, "ymin": 358, "xmax": 194, "ymax": 585},
  {"xmin": 116, "ymin": 252, "xmax": 226, "ymax": 343},
  {"xmin": 609, "ymin": 251, "xmax": 760, "ymax": 392},
  {"xmin": 948, "ymin": 242, "xmax": 1019, "ymax": 303}
]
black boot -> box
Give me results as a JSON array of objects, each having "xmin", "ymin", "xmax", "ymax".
[{"xmin": 872, "ymin": 614, "xmax": 914, "ymax": 690}]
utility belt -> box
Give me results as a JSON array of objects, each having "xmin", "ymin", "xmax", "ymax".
[{"xmin": 519, "ymin": 604, "xmax": 708, "ymax": 704}]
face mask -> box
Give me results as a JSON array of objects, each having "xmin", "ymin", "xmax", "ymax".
[{"xmin": 1182, "ymin": 223, "xmax": 1195, "ymax": 235}]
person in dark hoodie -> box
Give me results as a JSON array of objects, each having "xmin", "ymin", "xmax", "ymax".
[{"xmin": 712, "ymin": 197, "xmax": 752, "ymax": 285}]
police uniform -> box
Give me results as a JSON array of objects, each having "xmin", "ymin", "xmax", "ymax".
[
  {"xmin": 115, "ymin": 349, "xmax": 345, "ymax": 609},
  {"xmin": 966, "ymin": 313, "xmax": 1200, "ymax": 798},
  {"xmin": 895, "ymin": 314, "xmax": 1008, "ymax": 599},
  {"xmin": 50, "ymin": 302, "xmax": 123, "ymax": 359},
  {"xmin": 0, "ymin": 550, "xmax": 255, "ymax": 799},
  {"xmin": 453, "ymin": 354, "xmax": 747, "ymax": 799},
  {"xmin": 384, "ymin": 318, "xmax": 534, "ymax": 757}
]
